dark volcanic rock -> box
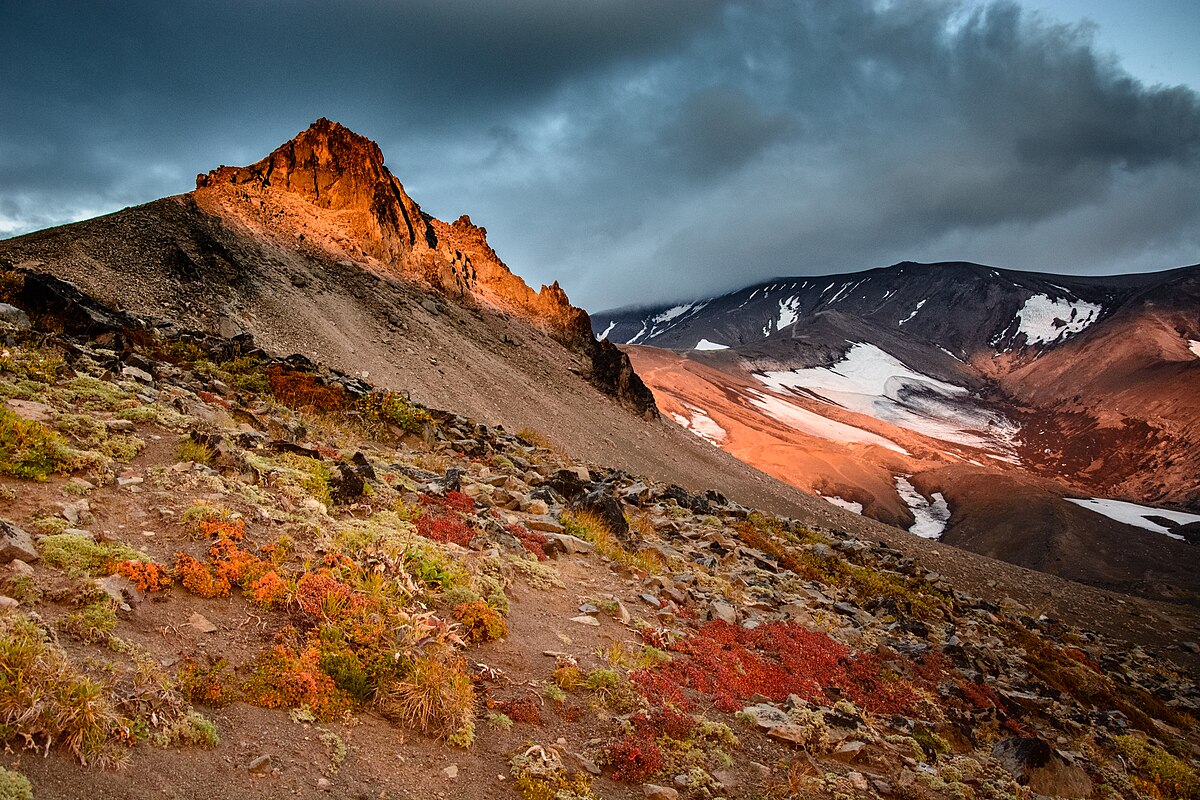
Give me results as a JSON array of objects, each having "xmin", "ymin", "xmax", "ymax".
[{"xmin": 992, "ymin": 737, "xmax": 1093, "ymax": 799}]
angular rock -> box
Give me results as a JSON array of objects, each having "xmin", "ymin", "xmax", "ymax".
[
  {"xmin": 189, "ymin": 612, "xmax": 218, "ymax": 633},
  {"xmin": 642, "ymin": 785, "xmax": 678, "ymax": 800},
  {"xmin": 0, "ymin": 303, "xmax": 31, "ymax": 330},
  {"xmin": 709, "ymin": 600, "xmax": 737, "ymax": 625},
  {"xmin": 992, "ymin": 737, "xmax": 1094, "ymax": 799},
  {"xmin": 97, "ymin": 574, "xmax": 143, "ymax": 609},
  {"xmin": 542, "ymin": 532, "xmax": 593, "ymax": 555},
  {"xmin": 742, "ymin": 703, "xmax": 791, "ymax": 729},
  {"xmin": 0, "ymin": 519, "xmax": 38, "ymax": 564}
]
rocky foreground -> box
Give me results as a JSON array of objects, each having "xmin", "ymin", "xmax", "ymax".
[{"xmin": 0, "ymin": 269, "xmax": 1197, "ymax": 799}]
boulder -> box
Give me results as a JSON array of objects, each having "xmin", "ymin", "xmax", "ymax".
[
  {"xmin": 569, "ymin": 486, "xmax": 630, "ymax": 540},
  {"xmin": 0, "ymin": 303, "xmax": 31, "ymax": 330},
  {"xmin": 992, "ymin": 737, "xmax": 1093, "ymax": 798},
  {"xmin": 0, "ymin": 519, "xmax": 38, "ymax": 564}
]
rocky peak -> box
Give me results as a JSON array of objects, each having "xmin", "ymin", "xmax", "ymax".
[{"xmin": 194, "ymin": 118, "xmax": 657, "ymax": 417}]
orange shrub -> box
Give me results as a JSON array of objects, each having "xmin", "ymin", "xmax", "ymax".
[
  {"xmin": 200, "ymin": 517, "xmax": 245, "ymax": 542},
  {"xmin": 173, "ymin": 553, "xmax": 230, "ymax": 598},
  {"xmin": 114, "ymin": 560, "xmax": 172, "ymax": 592},
  {"xmin": 241, "ymin": 640, "xmax": 350, "ymax": 721},
  {"xmin": 249, "ymin": 570, "xmax": 291, "ymax": 608},
  {"xmin": 453, "ymin": 602, "xmax": 507, "ymax": 643}
]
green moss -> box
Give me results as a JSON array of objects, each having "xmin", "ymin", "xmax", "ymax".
[
  {"xmin": 0, "ymin": 766, "xmax": 33, "ymax": 800},
  {"xmin": 38, "ymin": 534, "xmax": 148, "ymax": 577},
  {"xmin": 152, "ymin": 710, "xmax": 219, "ymax": 749},
  {"xmin": 56, "ymin": 375, "xmax": 137, "ymax": 411},
  {"xmin": 487, "ymin": 712, "xmax": 513, "ymax": 730}
]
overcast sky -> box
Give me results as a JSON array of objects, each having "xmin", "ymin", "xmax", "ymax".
[{"xmin": 2, "ymin": 1, "xmax": 1198, "ymax": 311}]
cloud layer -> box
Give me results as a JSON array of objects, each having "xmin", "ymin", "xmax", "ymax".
[{"xmin": 2, "ymin": 0, "xmax": 1197, "ymax": 309}]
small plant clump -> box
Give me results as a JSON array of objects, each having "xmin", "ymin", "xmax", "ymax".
[
  {"xmin": 39, "ymin": 534, "xmax": 149, "ymax": 577},
  {"xmin": 415, "ymin": 491, "xmax": 475, "ymax": 547},
  {"xmin": 0, "ymin": 612, "xmax": 126, "ymax": 766},
  {"xmin": 177, "ymin": 659, "xmax": 236, "ymax": 708},
  {"xmin": 507, "ymin": 523, "xmax": 549, "ymax": 560},
  {"xmin": 631, "ymin": 620, "xmax": 923, "ymax": 715},
  {"xmin": 0, "ymin": 406, "xmax": 72, "ymax": 481},
  {"xmin": 1114, "ymin": 734, "xmax": 1200, "ymax": 800},
  {"xmin": 452, "ymin": 601, "xmax": 507, "ymax": 643},
  {"xmin": 356, "ymin": 390, "xmax": 432, "ymax": 435}
]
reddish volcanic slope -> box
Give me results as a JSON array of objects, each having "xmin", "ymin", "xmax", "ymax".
[{"xmin": 606, "ymin": 264, "xmax": 1200, "ymax": 600}]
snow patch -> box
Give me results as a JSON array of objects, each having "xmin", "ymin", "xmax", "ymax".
[
  {"xmin": 898, "ymin": 299, "xmax": 927, "ymax": 325},
  {"xmin": 816, "ymin": 493, "xmax": 863, "ymax": 515},
  {"xmin": 694, "ymin": 339, "xmax": 730, "ymax": 351},
  {"xmin": 895, "ymin": 476, "xmax": 950, "ymax": 539},
  {"xmin": 653, "ymin": 303, "xmax": 701, "ymax": 324},
  {"xmin": 626, "ymin": 322, "xmax": 648, "ymax": 345},
  {"xmin": 671, "ymin": 404, "xmax": 726, "ymax": 446},
  {"xmin": 776, "ymin": 296, "xmax": 801, "ymax": 331},
  {"xmin": 1065, "ymin": 498, "xmax": 1200, "ymax": 540},
  {"xmin": 597, "ymin": 320, "xmax": 616, "ymax": 340},
  {"xmin": 753, "ymin": 343, "xmax": 1020, "ymax": 457},
  {"xmin": 1189, "ymin": 340, "xmax": 1200, "ymax": 358},
  {"xmin": 1014, "ymin": 294, "xmax": 1101, "ymax": 345},
  {"xmin": 744, "ymin": 389, "xmax": 909, "ymax": 454}
]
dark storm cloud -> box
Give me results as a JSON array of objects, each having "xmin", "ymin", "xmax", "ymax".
[{"xmin": 1, "ymin": 0, "xmax": 1198, "ymax": 309}]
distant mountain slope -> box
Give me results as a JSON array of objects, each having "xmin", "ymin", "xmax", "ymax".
[
  {"xmin": 597, "ymin": 261, "xmax": 1200, "ymax": 600},
  {"xmin": 595, "ymin": 261, "xmax": 1198, "ymax": 357}
]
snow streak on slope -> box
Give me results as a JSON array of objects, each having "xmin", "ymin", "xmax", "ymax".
[
  {"xmin": 753, "ymin": 343, "xmax": 1020, "ymax": 457},
  {"xmin": 598, "ymin": 320, "xmax": 616, "ymax": 340},
  {"xmin": 1065, "ymin": 498, "xmax": 1200, "ymax": 540},
  {"xmin": 898, "ymin": 299, "xmax": 926, "ymax": 325},
  {"xmin": 744, "ymin": 389, "xmax": 909, "ymax": 454},
  {"xmin": 895, "ymin": 476, "xmax": 950, "ymax": 539},
  {"xmin": 670, "ymin": 403, "xmax": 726, "ymax": 446},
  {"xmin": 817, "ymin": 492, "xmax": 864, "ymax": 514},
  {"xmin": 694, "ymin": 339, "xmax": 729, "ymax": 351},
  {"xmin": 1014, "ymin": 295, "xmax": 1101, "ymax": 345}
]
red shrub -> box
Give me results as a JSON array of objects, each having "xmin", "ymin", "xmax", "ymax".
[
  {"xmin": 416, "ymin": 512, "xmax": 473, "ymax": 546},
  {"xmin": 419, "ymin": 490, "xmax": 475, "ymax": 514},
  {"xmin": 493, "ymin": 694, "xmax": 542, "ymax": 725},
  {"xmin": 602, "ymin": 736, "xmax": 664, "ymax": 783},
  {"xmin": 643, "ymin": 621, "xmax": 922, "ymax": 716},
  {"xmin": 266, "ymin": 366, "xmax": 348, "ymax": 412},
  {"xmin": 507, "ymin": 523, "xmax": 548, "ymax": 560},
  {"xmin": 295, "ymin": 571, "xmax": 355, "ymax": 619}
]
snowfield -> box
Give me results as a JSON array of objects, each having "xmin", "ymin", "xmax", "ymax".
[
  {"xmin": 895, "ymin": 476, "xmax": 950, "ymax": 539},
  {"xmin": 1014, "ymin": 294, "xmax": 1101, "ymax": 345},
  {"xmin": 753, "ymin": 343, "xmax": 1020, "ymax": 456},
  {"xmin": 1065, "ymin": 497, "xmax": 1200, "ymax": 540},
  {"xmin": 744, "ymin": 389, "xmax": 909, "ymax": 454},
  {"xmin": 694, "ymin": 338, "xmax": 730, "ymax": 351}
]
